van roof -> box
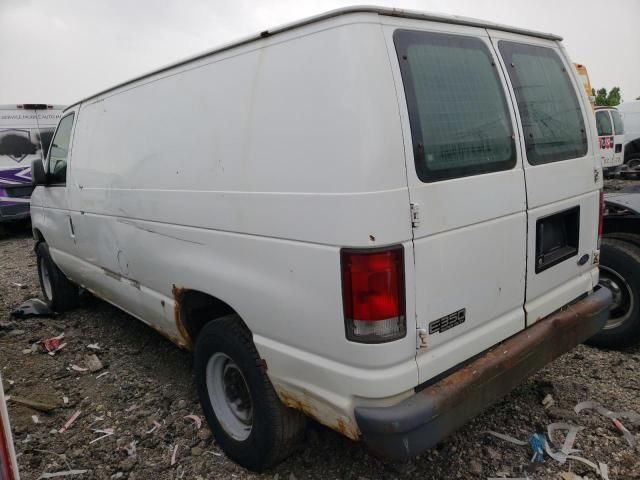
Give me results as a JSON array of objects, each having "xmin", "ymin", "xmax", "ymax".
[
  {"xmin": 594, "ymin": 106, "xmax": 619, "ymax": 111},
  {"xmin": 64, "ymin": 5, "xmax": 563, "ymax": 112}
]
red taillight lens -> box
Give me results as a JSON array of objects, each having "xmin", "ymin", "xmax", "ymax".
[
  {"xmin": 341, "ymin": 246, "xmax": 406, "ymax": 343},
  {"xmin": 598, "ymin": 190, "xmax": 604, "ymax": 247}
]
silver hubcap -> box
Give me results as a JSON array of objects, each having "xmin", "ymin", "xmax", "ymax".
[
  {"xmin": 40, "ymin": 260, "xmax": 53, "ymax": 301},
  {"xmin": 206, "ymin": 352, "xmax": 253, "ymax": 440},
  {"xmin": 599, "ymin": 265, "xmax": 634, "ymax": 330}
]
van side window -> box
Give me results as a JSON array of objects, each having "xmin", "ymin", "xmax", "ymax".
[
  {"xmin": 394, "ymin": 30, "xmax": 516, "ymax": 182},
  {"xmin": 47, "ymin": 113, "xmax": 75, "ymax": 184},
  {"xmin": 595, "ymin": 111, "xmax": 613, "ymax": 136},
  {"xmin": 610, "ymin": 110, "xmax": 624, "ymax": 135},
  {"xmin": 498, "ymin": 42, "xmax": 588, "ymax": 164}
]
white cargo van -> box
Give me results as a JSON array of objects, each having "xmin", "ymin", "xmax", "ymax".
[
  {"xmin": 0, "ymin": 105, "xmax": 64, "ymax": 223},
  {"xmin": 594, "ymin": 106, "xmax": 625, "ymax": 174},
  {"xmin": 30, "ymin": 7, "xmax": 611, "ymax": 470},
  {"xmin": 618, "ymin": 100, "xmax": 640, "ymax": 168}
]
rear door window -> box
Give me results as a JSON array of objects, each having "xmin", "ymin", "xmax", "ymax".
[
  {"xmin": 610, "ymin": 110, "xmax": 624, "ymax": 135},
  {"xmin": 394, "ymin": 30, "xmax": 516, "ymax": 182},
  {"xmin": 498, "ymin": 42, "xmax": 588, "ymax": 165},
  {"xmin": 596, "ymin": 111, "xmax": 613, "ymax": 136}
]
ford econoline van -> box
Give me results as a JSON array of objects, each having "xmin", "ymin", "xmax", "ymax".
[{"xmin": 30, "ymin": 7, "xmax": 611, "ymax": 470}]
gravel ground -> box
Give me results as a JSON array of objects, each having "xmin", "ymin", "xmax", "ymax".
[{"xmin": 1, "ymin": 180, "xmax": 639, "ymax": 480}]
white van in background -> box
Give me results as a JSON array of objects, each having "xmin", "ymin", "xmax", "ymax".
[
  {"xmin": 618, "ymin": 100, "xmax": 640, "ymax": 168},
  {"xmin": 0, "ymin": 105, "xmax": 64, "ymax": 223},
  {"xmin": 30, "ymin": 7, "xmax": 611, "ymax": 470},
  {"xmin": 594, "ymin": 106, "xmax": 625, "ymax": 174}
]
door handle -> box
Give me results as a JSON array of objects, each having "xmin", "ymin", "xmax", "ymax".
[{"xmin": 68, "ymin": 216, "xmax": 75, "ymax": 238}]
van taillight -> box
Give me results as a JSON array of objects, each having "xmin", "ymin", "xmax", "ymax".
[
  {"xmin": 598, "ymin": 190, "xmax": 604, "ymax": 247},
  {"xmin": 341, "ymin": 246, "xmax": 406, "ymax": 343}
]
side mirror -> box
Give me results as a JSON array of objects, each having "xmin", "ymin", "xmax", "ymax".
[{"xmin": 31, "ymin": 159, "xmax": 47, "ymax": 186}]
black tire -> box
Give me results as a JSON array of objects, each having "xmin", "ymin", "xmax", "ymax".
[
  {"xmin": 586, "ymin": 238, "xmax": 640, "ymax": 348},
  {"xmin": 36, "ymin": 242, "xmax": 79, "ymax": 312},
  {"xmin": 626, "ymin": 155, "xmax": 640, "ymax": 169},
  {"xmin": 604, "ymin": 232, "xmax": 640, "ymax": 249},
  {"xmin": 194, "ymin": 315, "xmax": 306, "ymax": 471}
]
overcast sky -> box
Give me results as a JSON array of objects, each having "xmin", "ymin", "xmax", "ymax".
[{"xmin": 1, "ymin": 0, "xmax": 638, "ymax": 106}]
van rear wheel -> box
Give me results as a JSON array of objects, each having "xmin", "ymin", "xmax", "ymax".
[
  {"xmin": 194, "ymin": 315, "xmax": 306, "ymax": 471},
  {"xmin": 36, "ymin": 242, "xmax": 79, "ymax": 312},
  {"xmin": 587, "ymin": 239, "xmax": 640, "ymax": 348}
]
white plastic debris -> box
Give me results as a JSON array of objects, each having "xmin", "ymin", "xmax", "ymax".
[
  {"xmin": 87, "ymin": 343, "xmax": 101, "ymax": 350},
  {"xmin": 62, "ymin": 396, "xmax": 69, "ymax": 405},
  {"xmin": 32, "ymin": 415, "xmax": 39, "ymax": 424},
  {"xmin": 484, "ymin": 430, "xmax": 528, "ymax": 446},
  {"xmin": 95, "ymin": 371, "xmax": 109, "ymax": 379},
  {"xmin": 146, "ymin": 420, "xmax": 161, "ymax": 434},
  {"xmin": 70, "ymin": 365, "xmax": 88, "ymax": 372},
  {"xmin": 574, "ymin": 400, "xmax": 640, "ymax": 425},
  {"xmin": 542, "ymin": 393, "xmax": 555, "ymax": 409},
  {"xmin": 37, "ymin": 470, "xmax": 88, "ymax": 478},
  {"xmin": 59, "ymin": 410, "xmax": 81, "ymax": 433},
  {"xmin": 171, "ymin": 444, "xmax": 179, "ymax": 465},
  {"xmin": 546, "ymin": 423, "xmax": 583, "ymax": 455},
  {"xmin": 184, "ymin": 414, "xmax": 202, "ymax": 429},
  {"xmin": 123, "ymin": 440, "xmax": 137, "ymax": 457},
  {"xmin": 90, "ymin": 428, "xmax": 115, "ymax": 444}
]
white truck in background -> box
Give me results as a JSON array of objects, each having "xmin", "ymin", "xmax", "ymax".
[
  {"xmin": 0, "ymin": 105, "xmax": 64, "ymax": 224},
  {"xmin": 618, "ymin": 100, "xmax": 640, "ymax": 172},
  {"xmin": 594, "ymin": 106, "xmax": 625, "ymax": 175}
]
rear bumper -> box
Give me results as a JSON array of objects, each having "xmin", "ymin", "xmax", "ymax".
[{"xmin": 354, "ymin": 287, "xmax": 612, "ymax": 459}]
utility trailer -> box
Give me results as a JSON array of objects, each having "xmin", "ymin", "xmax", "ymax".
[{"xmin": 589, "ymin": 189, "xmax": 640, "ymax": 347}]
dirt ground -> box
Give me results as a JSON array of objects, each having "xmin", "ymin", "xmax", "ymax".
[{"xmin": 1, "ymin": 179, "xmax": 639, "ymax": 480}]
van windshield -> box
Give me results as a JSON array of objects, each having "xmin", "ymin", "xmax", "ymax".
[
  {"xmin": 394, "ymin": 30, "xmax": 515, "ymax": 182},
  {"xmin": 498, "ymin": 42, "xmax": 588, "ymax": 165}
]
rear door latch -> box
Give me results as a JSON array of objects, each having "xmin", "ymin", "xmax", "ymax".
[{"xmin": 410, "ymin": 203, "xmax": 420, "ymax": 228}]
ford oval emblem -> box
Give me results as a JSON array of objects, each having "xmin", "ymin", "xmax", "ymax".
[{"xmin": 577, "ymin": 254, "xmax": 590, "ymax": 266}]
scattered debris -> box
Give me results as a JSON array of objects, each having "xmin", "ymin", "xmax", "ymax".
[
  {"xmin": 485, "ymin": 431, "xmax": 528, "ymax": 446},
  {"xmin": 171, "ymin": 444, "xmax": 179, "ymax": 466},
  {"xmin": 86, "ymin": 343, "xmax": 101, "ymax": 350},
  {"xmin": 90, "ymin": 428, "xmax": 114, "ymax": 444},
  {"xmin": 542, "ymin": 394, "xmax": 555, "ymax": 409},
  {"xmin": 85, "ymin": 353, "xmax": 104, "ymax": 372},
  {"xmin": 70, "ymin": 365, "xmax": 88, "ymax": 373},
  {"xmin": 12, "ymin": 282, "xmax": 27, "ymax": 289},
  {"xmin": 37, "ymin": 470, "xmax": 88, "ymax": 479},
  {"xmin": 146, "ymin": 420, "xmax": 162, "ymax": 434},
  {"xmin": 575, "ymin": 400, "xmax": 639, "ymax": 446},
  {"xmin": 123, "ymin": 440, "xmax": 137, "ymax": 457},
  {"xmin": 59, "ymin": 410, "xmax": 81, "ymax": 433},
  {"xmin": 32, "ymin": 415, "xmax": 39, "ymax": 424},
  {"xmin": 95, "ymin": 371, "xmax": 109, "ymax": 379},
  {"xmin": 62, "ymin": 396, "xmax": 69, "ymax": 405},
  {"xmin": 11, "ymin": 298, "xmax": 55, "ymax": 319},
  {"xmin": 184, "ymin": 414, "xmax": 202, "ymax": 429},
  {"xmin": 528, "ymin": 433, "xmax": 545, "ymax": 462},
  {"xmin": 42, "ymin": 333, "xmax": 66, "ymax": 356},
  {"xmin": 10, "ymin": 395, "xmax": 58, "ymax": 412}
]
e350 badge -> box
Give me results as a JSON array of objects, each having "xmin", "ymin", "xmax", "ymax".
[{"xmin": 429, "ymin": 308, "xmax": 466, "ymax": 334}]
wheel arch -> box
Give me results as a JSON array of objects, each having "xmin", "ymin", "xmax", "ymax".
[{"xmin": 172, "ymin": 287, "xmax": 248, "ymax": 347}]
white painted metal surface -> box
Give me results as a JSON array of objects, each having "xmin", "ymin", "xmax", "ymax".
[
  {"xmin": 31, "ymin": 8, "xmax": 600, "ymax": 438},
  {"xmin": 595, "ymin": 107, "xmax": 625, "ymax": 168}
]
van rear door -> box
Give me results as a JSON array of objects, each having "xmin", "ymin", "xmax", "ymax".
[
  {"xmin": 595, "ymin": 109, "xmax": 616, "ymax": 168},
  {"xmin": 386, "ymin": 23, "xmax": 528, "ymax": 384},
  {"xmin": 610, "ymin": 109, "xmax": 625, "ymax": 167},
  {"xmin": 489, "ymin": 31, "xmax": 601, "ymax": 325}
]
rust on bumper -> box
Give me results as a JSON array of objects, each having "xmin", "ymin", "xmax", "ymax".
[{"xmin": 354, "ymin": 287, "xmax": 613, "ymax": 459}]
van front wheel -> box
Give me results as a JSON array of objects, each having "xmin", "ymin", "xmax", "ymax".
[
  {"xmin": 194, "ymin": 315, "xmax": 306, "ymax": 471},
  {"xmin": 36, "ymin": 242, "xmax": 79, "ymax": 312}
]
